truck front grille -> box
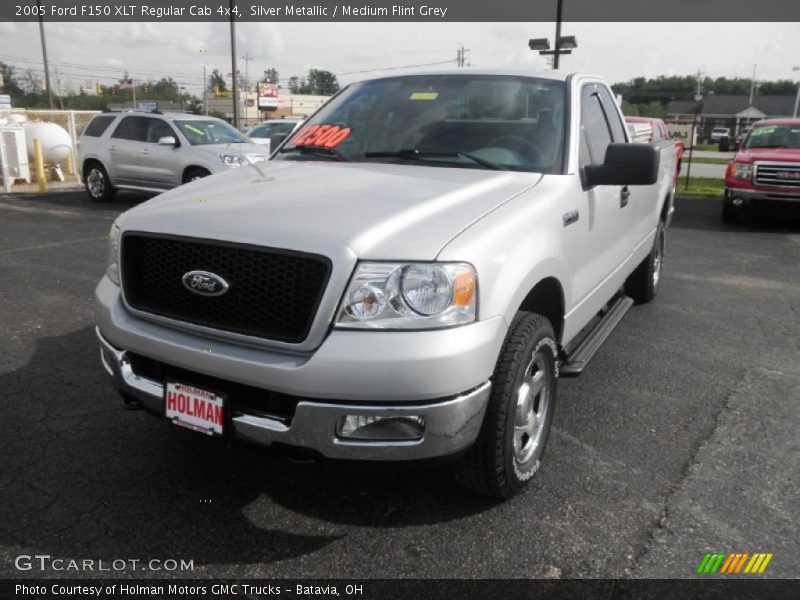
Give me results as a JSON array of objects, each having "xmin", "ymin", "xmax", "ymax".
[
  {"xmin": 121, "ymin": 233, "xmax": 331, "ymax": 343},
  {"xmin": 755, "ymin": 163, "xmax": 800, "ymax": 189}
]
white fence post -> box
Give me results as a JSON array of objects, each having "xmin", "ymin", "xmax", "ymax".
[{"xmin": 0, "ymin": 132, "xmax": 11, "ymax": 194}]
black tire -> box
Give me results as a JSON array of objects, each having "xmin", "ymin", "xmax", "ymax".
[
  {"xmin": 454, "ymin": 312, "xmax": 558, "ymax": 499},
  {"xmin": 721, "ymin": 197, "xmax": 739, "ymax": 224},
  {"xmin": 183, "ymin": 168, "xmax": 210, "ymax": 184},
  {"xmin": 625, "ymin": 219, "xmax": 665, "ymax": 304},
  {"xmin": 84, "ymin": 162, "xmax": 115, "ymax": 203}
]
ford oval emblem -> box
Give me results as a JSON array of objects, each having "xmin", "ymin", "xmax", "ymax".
[{"xmin": 181, "ymin": 271, "xmax": 230, "ymax": 297}]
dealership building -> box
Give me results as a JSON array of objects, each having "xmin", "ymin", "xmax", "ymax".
[{"xmin": 667, "ymin": 94, "xmax": 798, "ymax": 141}]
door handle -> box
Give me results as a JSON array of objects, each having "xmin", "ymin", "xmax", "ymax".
[
  {"xmin": 563, "ymin": 210, "xmax": 579, "ymax": 227},
  {"xmin": 620, "ymin": 186, "xmax": 630, "ymax": 207},
  {"xmin": 109, "ymin": 145, "xmax": 115, "ymax": 152}
]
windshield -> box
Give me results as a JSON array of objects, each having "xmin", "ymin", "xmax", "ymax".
[
  {"xmin": 249, "ymin": 122, "xmax": 298, "ymax": 138},
  {"xmin": 744, "ymin": 124, "xmax": 800, "ymax": 149},
  {"xmin": 174, "ymin": 119, "xmax": 249, "ymax": 145},
  {"xmin": 274, "ymin": 74, "xmax": 566, "ymax": 173}
]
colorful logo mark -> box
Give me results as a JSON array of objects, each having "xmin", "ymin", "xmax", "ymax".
[{"xmin": 697, "ymin": 552, "xmax": 773, "ymax": 574}]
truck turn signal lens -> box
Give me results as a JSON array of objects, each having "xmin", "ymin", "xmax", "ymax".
[{"xmin": 454, "ymin": 269, "xmax": 476, "ymax": 307}]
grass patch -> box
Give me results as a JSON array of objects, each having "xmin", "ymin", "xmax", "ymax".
[
  {"xmin": 690, "ymin": 143, "xmax": 723, "ymax": 151},
  {"xmin": 687, "ymin": 156, "xmax": 731, "ymax": 165},
  {"xmin": 677, "ymin": 177, "xmax": 725, "ymax": 198}
]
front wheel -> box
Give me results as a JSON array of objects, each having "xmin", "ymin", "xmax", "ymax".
[{"xmin": 454, "ymin": 312, "xmax": 558, "ymax": 499}]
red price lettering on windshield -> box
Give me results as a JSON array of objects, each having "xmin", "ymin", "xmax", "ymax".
[{"xmin": 293, "ymin": 124, "xmax": 351, "ymax": 149}]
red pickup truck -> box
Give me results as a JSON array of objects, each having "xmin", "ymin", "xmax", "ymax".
[
  {"xmin": 625, "ymin": 116, "xmax": 685, "ymax": 187},
  {"xmin": 723, "ymin": 119, "xmax": 800, "ymax": 222}
]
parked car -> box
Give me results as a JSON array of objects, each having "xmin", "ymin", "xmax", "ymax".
[
  {"xmin": 625, "ymin": 116, "xmax": 685, "ymax": 185},
  {"xmin": 246, "ymin": 118, "xmax": 304, "ymax": 151},
  {"xmin": 709, "ymin": 126, "xmax": 731, "ymax": 144},
  {"xmin": 95, "ymin": 70, "xmax": 675, "ymax": 498},
  {"xmin": 78, "ymin": 111, "xmax": 272, "ymax": 202},
  {"xmin": 723, "ymin": 118, "xmax": 800, "ymax": 222}
]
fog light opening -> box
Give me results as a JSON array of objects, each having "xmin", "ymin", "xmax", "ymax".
[{"xmin": 337, "ymin": 414, "xmax": 425, "ymax": 441}]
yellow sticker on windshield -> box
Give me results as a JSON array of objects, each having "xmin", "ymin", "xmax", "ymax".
[
  {"xmin": 184, "ymin": 124, "xmax": 204, "ymax": 135},
  {"xmin": 409, "ymin": 92, "xmax": 439, "ymax": 101}
]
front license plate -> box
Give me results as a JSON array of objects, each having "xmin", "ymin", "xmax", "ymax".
[{"xmin": 165, "ymin": 382, "xmax": 224, "ymax": 436}]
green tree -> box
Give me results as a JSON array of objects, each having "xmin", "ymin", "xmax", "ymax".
[
  {"xmin": 209, "ymin": 69, "xmax": 227, "ymax": 92},
  {"xmin": 300, "ymin": 69, "xmax": 340, "ymax": 95},
  {"xmin": 287, "ymin": 76, "xmax": 301, "ymax": 94},
  {"xmin": 262, "ymin": 68, "xmax": 279, "ymax": 85}
]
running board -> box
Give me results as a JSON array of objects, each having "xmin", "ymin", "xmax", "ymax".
[{"xmin": 559, "ymin": 295, "xmax": 634, "ymax": 378}]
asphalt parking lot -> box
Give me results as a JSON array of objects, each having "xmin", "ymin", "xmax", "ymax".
[{"xmin": 1, "ymin": 190, "xmax": 798, "ymax": 579}]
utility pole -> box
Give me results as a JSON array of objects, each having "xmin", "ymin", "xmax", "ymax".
[
  {"xmin": 132, "ymin": 76, "xmax": 136, "ymax": 108},
  {"xmin": 456, "ymin": 45, "xmax": 470, "ymax": 67},
  {"xmin": 240, "ymin": 54, "xmax": 252, "ymax": 92},
  {"xmin": 36, "ymin": 0, "xmax": 53, "ymax": 109},
  {"xmin": 203, "ymin": 65, "xmax": 208, "ymax": 115},
  {"xmin": 748, "ymin": 64, "xmax": 757, "ymax": 106},
  {"xmin": 54, "ymin": 68, "xmax": 64, "ymax": 110},
  {"xmin": 229, "ymin": 0, "xmax": 239, "ymax": 129}
]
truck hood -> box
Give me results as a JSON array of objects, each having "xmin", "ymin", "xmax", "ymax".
[
  {"xmin": 118, "ymin": 160, "xmax": 542, "ymax": 260},
  {"xmin": 737, "ymin": 147, "xmax": 800, "ymax": 162}
]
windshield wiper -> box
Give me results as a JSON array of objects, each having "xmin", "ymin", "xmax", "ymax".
[
  {"xmin": 364, "ymin": 148, "xmax": 506, "ymax": 171},
  {"xmin": 278, "ymin": 144, "xmax": 347, "ymax": 161}
]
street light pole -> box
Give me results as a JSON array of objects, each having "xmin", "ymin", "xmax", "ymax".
[
  {"xmin": 529, "ymin": 1, "xmax": 576, "ymax": 70},
  {"xmin": 553, "ymin": 0, "xmax": 563, "ymax": 70}
]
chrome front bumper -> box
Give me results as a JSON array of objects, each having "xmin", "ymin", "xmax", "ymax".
[{"xmin": 97, "ymin": 327, "xmax": 491, "ymax": 461}]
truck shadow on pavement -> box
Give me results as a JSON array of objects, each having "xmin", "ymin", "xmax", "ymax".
[
  {"xmin": 672, "ymin": 196, "xmax": 800, "ymax": 233},
  {"xmin": 0, "ymin": 326, "xmax": 500, "ymax": 573}
]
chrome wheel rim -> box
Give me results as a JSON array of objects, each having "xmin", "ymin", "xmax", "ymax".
[
  {"xmin": 652, "ymin": 229, "xmax": 665, "ymax": 288},
  {"xmin": 87, "ymin": 169, "xmax": 104, "ymax": 198},
  {"xmin": 513, "ymin": 351, "xmax": 550, "ymax": 468}
]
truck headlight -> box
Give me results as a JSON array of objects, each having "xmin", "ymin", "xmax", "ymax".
[
  {"xmin": 336, "ymin": 262, "xmax": 477, "ymax": 329},
  {"xmin": 732, "ymin": 162, "xmax": 753, "ymax": 180},
  {"xmin": 219, "ymin": 154, "xmax": 247, "ymax": 167},
  {"xmin": 106, "ymin": 223, "xmax": 121, "ymax": 285}
]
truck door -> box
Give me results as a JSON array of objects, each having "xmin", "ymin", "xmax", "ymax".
[{"xmin": 566, "ymin": 84, "xmax": 634, "ymax": 319}]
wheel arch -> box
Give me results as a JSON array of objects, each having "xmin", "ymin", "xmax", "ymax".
[
  {"xmin": 182, "ymin": 165, "xmax": 211, "ymax": 183},
  {"xmin": 517, "ymin": 276, "xmax": 565, "ymax": 343},
  {"xmin": 82, "ymin": 157, "xmax": 106, "ymax": 179}
]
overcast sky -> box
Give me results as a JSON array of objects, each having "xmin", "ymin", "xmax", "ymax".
[{"xmin": 0, "ymin": 21, "xmax": 798, "ymax": 96}]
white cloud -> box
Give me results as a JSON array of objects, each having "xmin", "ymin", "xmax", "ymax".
[{"xmin": 1, "ymin": 21, "xmax": 798, "ymax": 96}]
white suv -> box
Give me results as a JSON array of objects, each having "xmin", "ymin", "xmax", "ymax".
[{"xmin": 78, "ymin": 111, "xmax": 271, "ymax": 202}]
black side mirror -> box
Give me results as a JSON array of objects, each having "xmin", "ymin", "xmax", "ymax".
[
  {"xmin": 584, "ymin": 143, "xmax": 659, "ymax": 187},
  {"xmin": 269, "ymin": 134, "xmax": 288, "ymax": 151}
]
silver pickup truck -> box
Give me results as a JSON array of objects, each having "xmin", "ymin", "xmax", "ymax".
[{"xmin": 95, "ymin": 69, "xmax": 676, "ymax": 498}]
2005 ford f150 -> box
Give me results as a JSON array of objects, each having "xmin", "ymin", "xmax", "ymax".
[{"xmin": 95, "ymin": 70, "xmax": 676, "ymax": 498}]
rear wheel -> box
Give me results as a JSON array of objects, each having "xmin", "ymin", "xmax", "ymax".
[
  {"xmin": 454, "ymin": 312, "xmax": 558, "ymax": 499},
  {"xmin": 84, "ymin": 163, "xmax": 115, "ymax": 203},
  {"xmin": 625, "ymin": 219, "xmax": 665, "ymax": 304}
]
